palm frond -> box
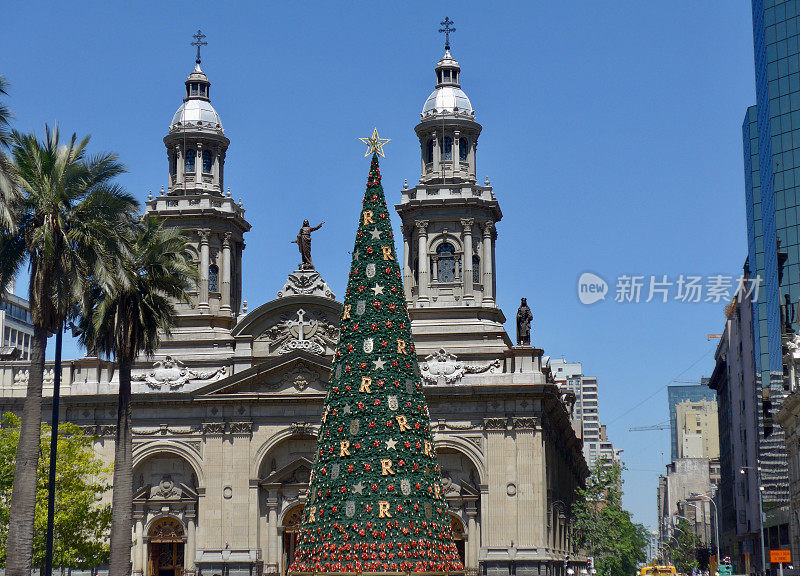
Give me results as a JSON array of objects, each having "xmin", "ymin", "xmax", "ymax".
[{"xmin": 78, "ymin": 216, "xmax": 197, "ymax": 362}]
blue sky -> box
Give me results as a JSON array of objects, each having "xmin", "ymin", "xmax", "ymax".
[{"xmin": 0, "ymin": 2, "xmax": 756, "ymax": 529}]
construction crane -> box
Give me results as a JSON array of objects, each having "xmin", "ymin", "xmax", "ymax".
[{"xmin": 628, "ymin": 421, "xmax": 670, "ymax": 432}]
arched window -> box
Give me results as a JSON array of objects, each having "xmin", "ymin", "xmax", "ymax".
[
  {"xmin": 425, "ymin": 140, "xmax": 434, "ymax": 164},
  {"xmin": 436, "ymin": 242, "xmax": 456, "ymax": 283},
  {"xmin": 441, "ymin": 137, "xmax": 453, "ymax": 161},
  {"xmin": 472, "ymin": 255, "xmax": 480, "ymax": 284},
  {"xmin": 459, "ymin": 138, "xmax": 469, "ymax": 162},
  {"xmin": 170, "ymin": 151, "xmax": 177, "ymax": 176},
  {"xmin": 185, "ymin": 149, "xmax": 196, "ymax": 173},
  {"xmin": 209, "ymin": 265, "xmax": 219, "ymax": 293},
  {"xmin": 202, "ymin": 150, "xmax": 213, "ymax": 174}
]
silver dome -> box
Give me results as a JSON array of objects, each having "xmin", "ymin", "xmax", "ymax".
[
  {"xmin": 171, "ymin": 99, "xmax": 223, "ymax": 128},
  {"xmin": 421, "ymin": 86, "xmax": 473, "ymax": 115}
]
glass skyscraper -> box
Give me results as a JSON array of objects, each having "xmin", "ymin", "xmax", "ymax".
[{"xmin": 743, "ymin": 0, "xmax": 792, "ymax": 547}]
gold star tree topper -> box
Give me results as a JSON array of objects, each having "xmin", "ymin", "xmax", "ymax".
[{"xmin": 358, "ymin": 128, "xmax": 391, "ymax": 158}]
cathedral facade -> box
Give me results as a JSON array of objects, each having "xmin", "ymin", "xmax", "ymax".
[{"xmin": 0, "ymin": 47, "xmax": 587, "ymax": 576}]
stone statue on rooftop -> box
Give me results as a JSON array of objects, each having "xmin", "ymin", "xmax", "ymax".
[
  {"xmin": 516, "ymin": 297, "xmax": 533, "ymax": 346},
  {"xmin": 292, "ymin": 219, "xmax": 324, "ymax": 269}
]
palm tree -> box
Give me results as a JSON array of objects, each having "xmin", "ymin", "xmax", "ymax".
[
  {"xmin": 0, "ymin": 75, "xmax": 16, "ymax": 244},
  {"xmin": 77, "ymin": 216, "xmax": 196, "ymax": 576},
  {"xmin": 0, "ymin": 126, "xmax": 137, "ymax": 576}
]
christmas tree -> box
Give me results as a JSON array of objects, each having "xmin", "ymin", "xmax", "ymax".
[{"xmin": 289, "ymin": 134, "xmax": 463, "ymax": 574}]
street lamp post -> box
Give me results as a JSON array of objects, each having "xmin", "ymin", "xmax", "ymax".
[
  {"xmin": 741, "ymin": 466, "xmax": 767, "ymax": 575},
  {"xmin": 689, "ymin": 493, "xmax": 720, "ymax": 574}
]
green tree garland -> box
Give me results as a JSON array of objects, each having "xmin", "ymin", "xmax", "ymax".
[{"xmin": 289, "ymin": 153, "xmax": 463, "ymax": 574}]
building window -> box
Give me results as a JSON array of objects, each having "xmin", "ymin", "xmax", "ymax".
[
  {"xmin": 191, "ymin": 83, "xmax": 199, "ymax": 96},
  {"xmin": 472, "ymin": 255, "xmax": 480, "ymax": 284},
  {"xmin": 209, "ymin": 265, "xmax": 219, "ymax": 293},
  {"xmin": 202, "ymin": 150, "xmax": 213, "ymax": 174},
  {"xmin": 441, "ymin": 137, "xmax": 453, "ymax": 161},
  {"xmin": 413, "ymin": 257, "xmax": 419, "ymax": 283},
  {"xmin": 185, "ymin": 149, "xmax": 196, "ymax": 173},
  {"xmin": 436, "ymin": 242, "xmax": 457, "ymax": 283},
  {"xmin": 459, "ymin": 138, "xmax": 469, "ymax": 162},
  {"xmin": 425, "ymin": 140, "xmax": 434, "ymax": 164},
  {"xmin": 170, "ymin": 151, "xmax": 177, "ymax": 176}
]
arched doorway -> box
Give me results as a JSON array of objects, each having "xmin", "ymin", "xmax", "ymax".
[
  {"xmin": 449, "ymin": 514, "xmax": 467, "ymax": 566},
  {"xmin": 281, "ymin": 504, "xmax": 304, "ymax": 575},
  {"xmin": 148, "ymin": 517, "xmax": 185, "ymax": 576}
]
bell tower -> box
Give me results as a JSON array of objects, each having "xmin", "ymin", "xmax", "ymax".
[
  {"xmin": 145, "ymin": 32, "xmax": 251, "ymax": 360},
  {"xmin": 396, "ymin": 29, "xmax": 510, "ymax": 357}
]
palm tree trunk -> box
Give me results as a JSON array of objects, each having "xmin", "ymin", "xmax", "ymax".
[
  {"xmin": 109, "ymin": 357, "xmax": 133, "ymax": 576},
  {"xmin": 6, "ymin": 324, "xmax": 48, "ymax": 576}
]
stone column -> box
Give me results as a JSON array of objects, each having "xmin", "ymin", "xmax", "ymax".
[
  {"xmin": 176, "ymin": 145, "xmax": 184, "ymax": 187},
  {"xmin": 199, "ymin": 229, "xmax": 210, "ymax": 312},
  {"xmin": 416, "ymin": 220, "xmax": 430, "ymax": 304},
  {"xmin": 466, "ymin": 505, "xmax": 479, "ymax": 568},
  {"xmin": 482, "ymin": 221, "xmax": 495, "ymax": 305},
  {"xmin": 266, "ymin": 496, "xmax": 280, "ymax": 570},
  {"xmin": 195, "ymin": 142, "xmax": 203, "ymax": 184},
  {"xmin": 141, "ymin": 531, "xmax": 149, "ymax": 576},
  {"xmin": 133, "ymin": 515, "xmax": 144, "ymax": 573},
  {"xmin": 221, "ymin": 232, "xmax": 232, "ymax": 313},
  {"xmin": 471, "ymin": 138, "xmax": 478, "ymax": 179},
  {"xmin": 402, "ymin": 226, "xmax": 413, "ymax": 299},
  {"xmin": 433, "ymin": 132, "xmax": 440, "ymax": 175},
  {"xmin": 453, "ymin": 130, "xmax": 461, "ymax": 174},
  {"xmin": 461, "ymin": 218, "xmax": 474, "ymax": 303},
  {"xmin": 212, "ymin": 146, "xmax": 220, "ymax": 189},
  {"xmin": 186, "ymin": 510, "xmax": 197, "ymax": 571}
]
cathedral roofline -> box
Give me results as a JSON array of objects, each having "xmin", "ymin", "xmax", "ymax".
[
  {"xmin": 395, "ymin": 196, "xmax": 503, "ymax": 222},
  {"xmin": 232, "ymin": 294, "xmax": 342, "ymax": 339}
]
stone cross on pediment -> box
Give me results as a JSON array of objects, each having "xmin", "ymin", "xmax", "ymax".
[{"xmin": 288, "ymin": 309, "xmax": 315, "ymax": 342}]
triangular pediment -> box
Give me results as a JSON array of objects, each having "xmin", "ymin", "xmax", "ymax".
[
  {"xmin": 260, "ymin": 456, "xmax": 314, "ymax": 487},
  {"xmin": 192, "ymin": 350, "xmax": 330, "ymax": 398}
]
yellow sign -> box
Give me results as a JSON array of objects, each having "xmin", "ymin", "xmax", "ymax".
[{"xmin": 770, "ymin": 549, "xmax": 791, "ymax": 564}]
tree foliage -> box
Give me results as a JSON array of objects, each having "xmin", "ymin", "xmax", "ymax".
[
  {"xmin": 571, "ymin": 458, "xmax": 649, "ymax": 576},
  {"xmin": 0, "ymin": 125, "xmax": 137, "ymax": 576},
  {"xmin": 0, "ymin": 412, "xmax": 112, "ymax": 569},
  {"xmin": 76, "ymin": 216, "xmax": 196, "ymax": 576},
  {"xmin": 667, "ymin": 518, "xmax": 702, "ymax": 574}
]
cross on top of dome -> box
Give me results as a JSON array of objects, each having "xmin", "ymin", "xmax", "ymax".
[
  {"xmin": 191, "ymin": 29, "xmax": 207, "ymax": 65},
  {"xmin": 439, "ymin": 17, "xmax": 455, "ymax": 52}
]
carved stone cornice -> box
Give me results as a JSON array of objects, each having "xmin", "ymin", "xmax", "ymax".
[
  {"xmin": 513, "ymin": 417, "xmax": 540, "ymax": 430},
  {"xmin": 131, "ymin": 424, "xmax": 201, "ymax": 436},
  {"xmin": 79, "ymin": 424, "xmax": 117, "ymax": 438},
  {"xmin": 202, "ymin": 422, "xmax": 226, "ymax": 436},
  {"xmin": 229, "ymin": 422, "xmax": 253, "ymax": 436},
  {"xmin": 483, "ymin": 417, "xmax": 508, "ymax": 430}
]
